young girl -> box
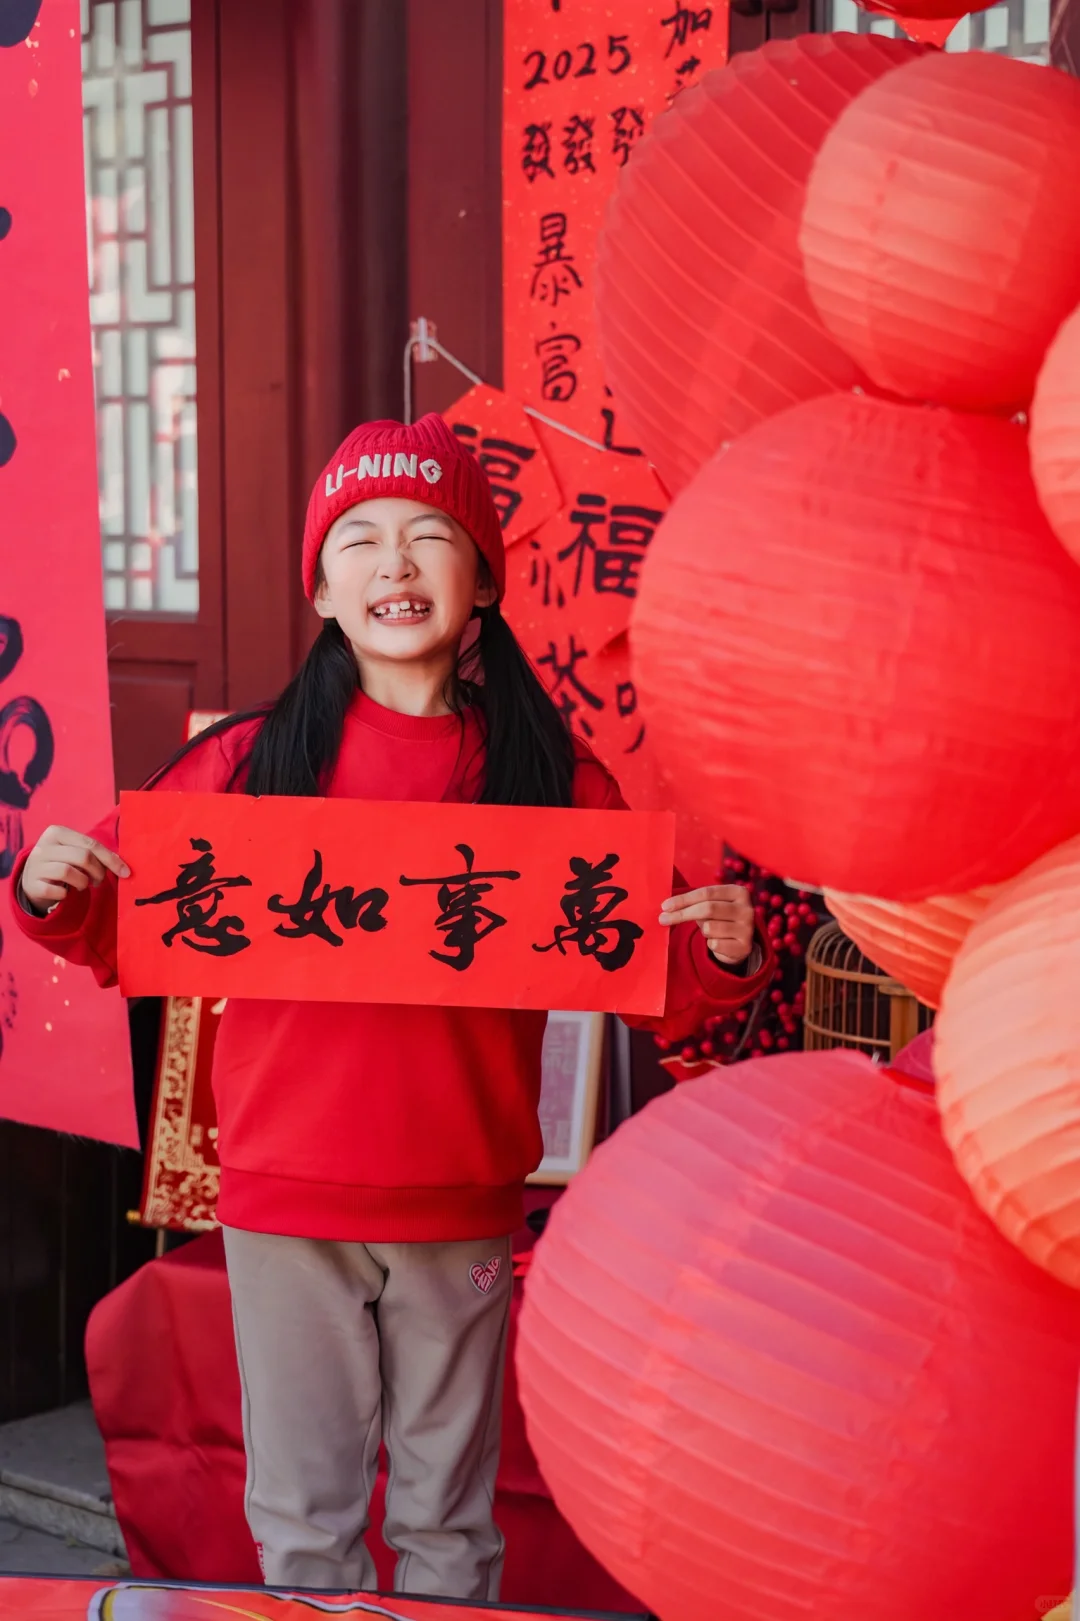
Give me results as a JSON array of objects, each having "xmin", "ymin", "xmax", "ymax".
[{"xmin": 12, "ymin": 415, "xmax": 771, "ymax": 1602}]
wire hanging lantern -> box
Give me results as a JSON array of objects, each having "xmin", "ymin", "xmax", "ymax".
[{"xmin": 804, "ymin": 920, "xmax": 931, "ymax": 1063}]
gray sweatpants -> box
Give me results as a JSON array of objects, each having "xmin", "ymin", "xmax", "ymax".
[{"xmin": 222, "ymin": 1226, "xmax": 513, "ymax": 1599}]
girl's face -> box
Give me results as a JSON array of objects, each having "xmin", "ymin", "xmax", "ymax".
[{"xmin": 314, "ymin": 497, "xmax": 495, "ymax": 667}]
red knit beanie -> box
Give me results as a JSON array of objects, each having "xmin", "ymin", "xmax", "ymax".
[{"xmin": 301, "ymin": 414, "xmax": 506, "ymax": 603}]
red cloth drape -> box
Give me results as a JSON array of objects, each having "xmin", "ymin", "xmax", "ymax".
[
  {"xmin": 0, "ymin": 1577, "xmax": 634, "ymax": 1619},
  {"xmin": 85, "ymin": 1221, "xmax": 638, "ymax": 1614}
]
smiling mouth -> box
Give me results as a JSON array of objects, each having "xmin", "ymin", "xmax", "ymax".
[{"xmin": 370, "ymin": 599, "xmax": 433, "ymax": 624}]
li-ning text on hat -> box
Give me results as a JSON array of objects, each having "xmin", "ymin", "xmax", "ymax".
[{"xmin": 324, "ymin": 453, "xmax": 444, "ymax": 498}]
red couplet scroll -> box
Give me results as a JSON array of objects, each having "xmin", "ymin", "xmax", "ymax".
[
  {"xmin": 502, "ymin": 0, "xmax": 730, "ymax": 446},
  {"xmin": 0, "ymin": 1, "xmax": 135, "ymax": 1145},
  {"xmin": 117, "ymin": 793, "xmax": 675, "ymax": 1015}
]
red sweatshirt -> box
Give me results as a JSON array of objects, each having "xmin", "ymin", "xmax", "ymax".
[{"xmin": 12, "ymin": 691, "xmax": 773, "ymax": 1242}]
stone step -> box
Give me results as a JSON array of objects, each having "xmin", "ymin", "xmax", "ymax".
[
  {"xmin": 0, "ymin": 1518, "xmax": 126, "ymax": 1578},
  {"xmin": 0, "ymin": 1402, "xmax": 126, "ymax": 1560}
]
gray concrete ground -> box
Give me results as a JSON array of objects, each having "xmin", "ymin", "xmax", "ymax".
[
  {"xmin": 0, "ymin": 1516, "xmax": 125, "ymax": 1576},
  {"xmin": 0, "ymin": 1402, "xmax": 128, "ymax": 1575}
]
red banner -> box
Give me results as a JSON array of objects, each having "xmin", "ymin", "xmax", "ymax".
[
  {"xmin": 0, "ymin": 1579, "xmax": 634, "ymax": 1621},
  {"xmin": 118, "ymin": 792, "xmax": 674, "ymax": 1014},
  {"xmin": 502, "ymin": 0, "xmax": 730, "ymax": 444},
  {"xmin": 0, "ymin": 1, "xmax": 135, "ymax": 1144},
  {"xmin": 499, "ymin": 2, "xmax": 729, "ymax": 833},
  {"xmin": 444, "ymin": 383, "xmax": 565, "ymax": 546},
  {"xmin": 503, "ymin": 423, "xmax": 667, "ymax": 655}
]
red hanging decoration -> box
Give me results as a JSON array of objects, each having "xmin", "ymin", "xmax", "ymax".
[
  {"xmin": 857, "ymin": 0, "xmax": 994, "ymax": 24},
  {"xmin": 594, "ymin": 34, "xmax": 921, "ymax": 497},
  {"xmin": 800, "ymin": 51, "xmax": 1080, "ymax": 414},
  {"xmin": 517, "ymin": 1052, "xmax": 1080, "ymax": 1621},
  {"xmin": 631, "ymin": 392, "xmax": 1080, "ymax": 900},
  {"xmin": 1030, "ymin": 302, "xmax": 1080, "ymax": 567},
  {"xmin": 859, "ymin": 12, "xmax": 965, "ymax": 43}
]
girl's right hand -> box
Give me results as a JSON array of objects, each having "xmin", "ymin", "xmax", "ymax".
[{"xmin": 19, "ymin": 826, "xmax": 130, "ymax": 913}]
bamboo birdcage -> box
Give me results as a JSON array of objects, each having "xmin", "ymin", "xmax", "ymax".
[{"xmin": 804, "ymin": 921, "xmax": 932, "ymax": 1063}]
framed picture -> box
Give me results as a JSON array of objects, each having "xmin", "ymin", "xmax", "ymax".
[
  {"xmin": 527, "ymin": 1011, "xmax": 606, "ymax": 1186},
  {"xmin": 186, "ymin": 710, "xmax": 228, "ymax": 740}
]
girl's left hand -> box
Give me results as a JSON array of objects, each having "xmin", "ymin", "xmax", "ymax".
[{"xmin": 659, "ymin": 884, "xmax": 756, "ymax": 966}]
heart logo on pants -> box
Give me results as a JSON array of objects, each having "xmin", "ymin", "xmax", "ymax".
[{"xmin": 470, "ymin": 1257, "xmax": 502, "ymax": 1295}]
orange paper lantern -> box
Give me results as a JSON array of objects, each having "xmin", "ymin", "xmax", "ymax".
[
  {"xmin": 595, "ymin": 34, "xmax": 920, "ymax": 497},
  {"xmin": 936, "ymin": 834, "xmax": 1080, "ymax": 1288},
  {"xmin": 517, "ymin": 1052, "xmax": 1080, "ymax": 1621},
  {"xmin": 800, "ymin": 52, "xmax": 1080, "ymax": 413},
  {"xmin": 631, "ymin": 392, "xmax": 1080, "ymax": 900},
  {"xmin": 1031, "ymin": 303, "xmax": 1080, "ymax": 566},
  {"xmin": 825, "ymin": 886, "xmax": 996, "ymax": 1008}
]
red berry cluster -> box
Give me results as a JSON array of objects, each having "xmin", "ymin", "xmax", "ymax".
[{"xmin": 654, "ymin": 850, "xmax": 826, "ymax": 1074}]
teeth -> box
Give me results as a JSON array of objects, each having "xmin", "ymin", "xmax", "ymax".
[{"xmin": 373, "ymin": 601, "xmax": 429, "ymax": 618}]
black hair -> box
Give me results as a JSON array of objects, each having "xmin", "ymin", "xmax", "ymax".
[{"xmin": 145, "ymin": 567, "xmax": 577, "ymax": 808}]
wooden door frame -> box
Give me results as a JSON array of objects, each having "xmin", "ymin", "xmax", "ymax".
[
  {"xmin": 107, "ymin": 0, "xmax": 410, "ymax": 783},
  {"xmin": 406, "ymin": 0, "xmax": 504, "ymax": 418},
  {"xmin": 104, "ymin": 0, "xmax": 225, "ymax": 790}
]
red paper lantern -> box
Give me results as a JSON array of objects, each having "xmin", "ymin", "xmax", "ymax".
[
  {"xmin": 631, "ymin": 392, "xmax": 1080, "ymax": 900},
  {"xmin": 824, "ymin": 886, "xmax": 996, "ymax": 1009},
  {"xmin": 936, "ymin": 834, "xmax": 1080, "ymax": 1288},
  {"xmin": 1030, "ymin": 303, "xmax": 1080, "ymax": 566},
  {"xmin": 857, "ymin": 0, "xmax": 995, "ymax": 21},
  {"xmin": 595, "ymin": 34, "xmax": 920, "ymax": 497},
  {"xmin": 517, "ymin": 1052, "xmax": 1080, "ymax": 1621},
  {"xmin": 800, "ymin": 52, "xmax": 1080, "ymax": 413}
]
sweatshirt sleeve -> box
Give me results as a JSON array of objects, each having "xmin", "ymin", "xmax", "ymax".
[
  {"xmin": 571, "ymin": 744, "xmax": 776, "ymax": 1045},
  {"xmin": 7, "ymin": 723, "xmax": 256, "ymax": 991}
]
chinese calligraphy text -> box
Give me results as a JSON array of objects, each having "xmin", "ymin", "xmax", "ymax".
[
  {"xmin": 535, "ymin": 853, "xmax": 645, "ymax": 971},
  {"xmin": 119, "ymin": 792, "xmax": 675, "ymax": 1014},
  {"xmin": 0, "ymin": 0, "xmax": 136, "ymax": 1143},
  {"xmin": 400, "ymin": 844, "xmax": 522, "ymax": 972},
  {"xmin": 136, "ymin": 837, "xmax": 253, "ymax": 957}
]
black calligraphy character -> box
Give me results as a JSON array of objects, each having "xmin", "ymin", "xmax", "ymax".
[
  {"xmin": 601, "ymin": 388, "xmax": 643, "ymax": 457},
  {"xmin": 0, "ymin": 612, "xmax": 54, "ymax": 1062},
  {"xmin": 531, "ymin": 213, "xmax": 584, "ymax": 307},
  {"xmin": 596, "ymin": 503, "xmax": 663, "ymax": 598},
  {"xmin": 0, "ymin": 2, "xmax": 42, "ymax": 49},
  {"xmin": 534, "ymin": 854, "xmax": 644, "ymax": 972},
  {"xmin": 268, "ymin": 851, "xmax": 389, "ymax": 948},
  {"xmin": 558, "ymin": 497, "xmax": 663, "ymax": 599},
  {"xmin": 676, "ymin": 54, "xmax": 703, "ymax": 81},
  {"xmin": 522, "ymin": 122, "xmax": 555, "ymax": 183},
  {"xmin": 616, "ymin": 680, "xmax": 647, "ymax": 754},
  {"xmin": 452, "ymin": 425, "xmax": 538, "ymax": 532},
  {"xmin": 535, "ymin": 331, "xmax": 581, "ymax": 403},
  {"xmin": 537, "ymin": 637, "xmax": 604, "ymax": 738},
  {"xmin": 0, "ymin": 160, "xmax": 14, "ymax": 467},
  {"xmin": 0, "ymin": 617, "xmax": 54, "ymax": 880},
  {"xmin": 136, "ymin": 837, "xmax": 252, "ymax": 957},
  {"xmin": 527, "ymin": 539, "xmax": 567, "ymax": 611},
  {"xmin": 611, "ymin": 106, "xmax": 645, "ymax": 168},
  {"xmin": 661, "ymin": 6, "xmax": 713, "ymax": 56},
  {"xmin": 559, "ymin": 494, "xmax": 607, "ymax": 596},
  {"xmin": 616, "ymin": 680, "xmax": 638, "ymax": 720},
  {"xmin": 562, "ymin": 114, "xmax": 596, "ymax": 176},
  {"xmin": 400, "ymin": 844, "xmax": 522, "ymax": 973}
]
